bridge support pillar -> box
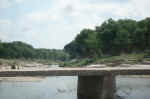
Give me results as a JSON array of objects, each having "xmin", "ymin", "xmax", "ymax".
[{"xmin": 77, "ymin": 75, "xmax": 116, "ymax": 99}]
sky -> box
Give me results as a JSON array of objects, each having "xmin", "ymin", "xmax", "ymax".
[{"xmin": 0, "ymin": 0, "xmax": 150, "ymax": 49}]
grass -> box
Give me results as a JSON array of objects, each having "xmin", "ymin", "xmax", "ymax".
[
  {"xmin": 59, "ymin": 59, "xmax": 94, "ymax": 67},
  {"xmin": 0, "ymin": 52, "xmax": 150, "ymax": 68},
  {"xmin": 31, "ymin": 59, "xmax": 59, "ymax": 65},
  {"xmin": 94, "ymin": 53, "xmax": 146, "ymax": 64},
  {"xmin": 61, "ymin": 52, "xmax": 150, "ymax": 67}
]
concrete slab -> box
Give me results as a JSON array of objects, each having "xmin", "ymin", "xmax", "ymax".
[{"xmin": 0, "ymin": 66, "xmax": 150, "ymax": 77}]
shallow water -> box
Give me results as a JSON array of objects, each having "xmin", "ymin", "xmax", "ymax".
[
  {"xmin": 0, "ymin": 76, "xmax": 150, "ymax": 99},
  {"xmin": 116, "ymin": 76, "xmax": 150, "ymax": 99},
  {"xmin": 0, "ymin": 76, "xmax": 77, "ymax": 99}
]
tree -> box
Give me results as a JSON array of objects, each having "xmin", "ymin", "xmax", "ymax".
[
  {"xmin": 0, "ymin": 41, "xmax": 69, "ymax": 61},
  {"xmin": 65, "ymin": 17, "xmax": 150, "ymax": 58},
  {"xmin": 96, "ymin": 18, "xmax": 118, "ymax": 54}
]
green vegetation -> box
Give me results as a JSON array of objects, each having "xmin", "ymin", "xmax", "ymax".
[
  {"xmin": 63, "ymin": 18, "xmax": 150, "ymax": 67},
  {"xmin": 0, "ymin": 41, "xmax": 70, "ymax": 61},
  {"xmin": 64, "ymin": 18, "xmax": 150, "ymax": 58},
  {"xmin": 0, "ymin": 18, "xmax": 150, "ymax": 67},
  {"xmin": 60, "ymin": 53, "xmax": 150, "ymax": 67},
  {"xmin": 60, "ymin": 59, "xmax": 94, "ymax": 67},
  {"xmin": 93, "ymin": 53, "xmax": 146, "ymax": 64}
]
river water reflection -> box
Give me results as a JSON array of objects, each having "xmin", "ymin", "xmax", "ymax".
[{"xmin": 0, "ymin": 76, "xmax": 150, "ymax": 99}]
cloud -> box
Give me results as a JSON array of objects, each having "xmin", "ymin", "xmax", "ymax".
[
  {"xmin": 0, "ymin": 0, "xmax": 24, "ymax": 8},
  {"xmin": 15, "ymin": 0, "xmax": 24, "ymax": 4},
  {"xmin": 0, "ymin": 0, "xmax": 150, "ymax": 49},
  {"xmin": 0, "ymin": 19, "xmax": 11, "ymax": 40},
  {"xmin": 28, "ymin": 12, "xmax": 51, "ymax": 22},
  {"xmin": 0, "ymin": 0, "xmax": 11, "ymax": 8},
  {"xmin": 130, "ymin": 0, "xmax": 150, "ymax": 18},
  {"xmin": 0, "ymin": 19, "xmax": 11, "ymax": 25},
  {"xmin": 85, "ymin": 0, "xmax": 130, "ymax": 4},
  {"xmin": 27, "ymin": 11, "xmax": 60, "ymax": 23}
]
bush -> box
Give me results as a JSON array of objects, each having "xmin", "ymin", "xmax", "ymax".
[
  {"xmin": 59, "ymin": 59, "xmax": 94, "ymax": 67},
  {"xmin": 144, "ymin": 50, "xmax": 150, "ymax": 58},
  {"xmin": 0, "ymin": 61, "xmax": 2, "ymax": 65}
]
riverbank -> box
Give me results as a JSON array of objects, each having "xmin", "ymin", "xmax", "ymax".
[
  {"xmin": 0, "ymin": 53, "xmax": 150, "ymax": 82},
  {"xmin": 60, "ymin": 53, "xmax": 150, "ymax": 67},
  {"xmin": 0, "ymin": 58, "xmax": 60, "ymax": 70}
]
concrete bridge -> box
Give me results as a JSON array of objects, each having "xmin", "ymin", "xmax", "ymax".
[{"xmin": 0, "ymin": 66, "xmax": 150, "ymax": 99}]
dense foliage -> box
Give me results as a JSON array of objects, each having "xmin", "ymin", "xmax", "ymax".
[
  {"xmin": 64, "ymin": 18, "xmax": 150, "ymax": 58},
  {"xmin": 0, "ymin": 41, "xmax": 69, "ymax": 61}
]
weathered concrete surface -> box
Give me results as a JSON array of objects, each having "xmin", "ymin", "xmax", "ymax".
[
  {"xmin": 77, "ymin": 76, "xmax": 104, "ymax": 99},
  {"xmin": 77, "ymin": 75, "xmax": 116, "ymax": 99},
  {"xmin": 101, "ymin": 75, "xmax": 116, "ymax": 99},
  {"xmin": 0, "ymin": 67, "xmax": 150, "ymax": 77}
]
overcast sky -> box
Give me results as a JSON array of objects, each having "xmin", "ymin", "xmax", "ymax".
[{"xmin": 0, "ymin": 0, "xmax": 150, "ymax": 49}]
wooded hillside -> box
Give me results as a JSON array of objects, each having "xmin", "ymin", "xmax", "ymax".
[
  {"xmin": 0, "ymin": 41, "xmax": 69, "ymax": 61},
  {"xmin": 64, "ymin": 18, "xmax": 150, "ymax": 58}
]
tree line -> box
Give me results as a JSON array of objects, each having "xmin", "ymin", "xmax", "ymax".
[
  {"xmin": 64, "ymin": 18, "xmax": 150, "ymax": 58},
  {"xmin": 0, "ymin": 41, "xmax": 69, "ymax": 61}
]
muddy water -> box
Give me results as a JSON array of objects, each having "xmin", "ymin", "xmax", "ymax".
[
  {"xmin": 0, "ymin": 76, "xmax": 150, "ymax": 99},
  {"xmin": 116, "ymin": 76, "xmax": 150, "ymax": 99}
]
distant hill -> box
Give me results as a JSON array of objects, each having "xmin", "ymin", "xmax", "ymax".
[{"xmin": 0, "ymin": 41, "xmax": 69, "ymax": 61}]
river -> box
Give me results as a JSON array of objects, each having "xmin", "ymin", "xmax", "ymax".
[{"xmin": 0, "ymin": 76, "xmax": 150, "ymax": 99}]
